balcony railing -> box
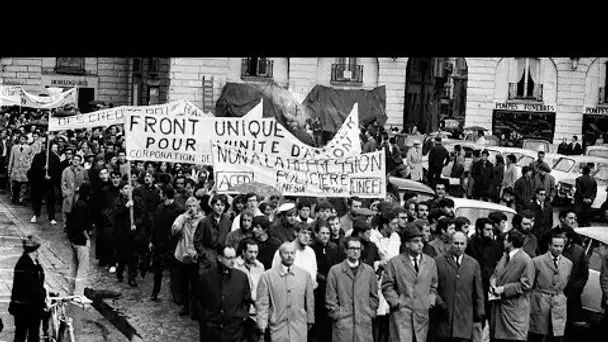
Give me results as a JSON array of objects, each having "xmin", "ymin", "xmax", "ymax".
[
  {"xmin": 241, "ymin": 58, "xmax": 273, "ymax": 79},
  {"xmin": 599, "ymin": 87, "xmax": 606, "ymax": 105},
  {"xmin": 508, "ymin": 83, "xmax": 543, "ymax": 102},
  {"xmin": 55, "ymin": 57, "xmax": 85, "ymax": 75},
  {"xmin": 331, "ymin": 63, "xmax": 364, "ymax": 85}
]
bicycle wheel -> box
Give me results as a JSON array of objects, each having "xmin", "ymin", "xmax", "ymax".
[{"xmin": 47, "ymin": 308, "xmax": 62, "ymax": 342}]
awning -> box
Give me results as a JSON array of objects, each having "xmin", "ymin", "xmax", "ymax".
[{"xmin": 303, "ymin": 85, "xmax": 387, "ymax": 133}]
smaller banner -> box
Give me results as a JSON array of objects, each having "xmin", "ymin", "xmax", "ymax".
[
  {"xmin": 214, "ymin": 144, "xmax": 386, "ymax": 198},
  {"xmin": 20, "ymin": 88, "xmax": 77, "ymax": 109},
  {"xmin": 49, "ymin": 99, "xmax": 211, "ymax": 131},
  {"xmin": 0, "ymin": 86, "xmax": 24, "ymax": 106}
]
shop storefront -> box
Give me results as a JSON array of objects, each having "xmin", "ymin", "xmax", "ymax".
[
  {"xmin": 41, "ymin": 75, "xmax": 98, "ymax": 112},
  {"xmin": 492, "ymin": 102, "xmax": 556, "ymax": 142},
  {"xmin": 582, "ymin": 106, "xmax": 608, "ymax": 146}
]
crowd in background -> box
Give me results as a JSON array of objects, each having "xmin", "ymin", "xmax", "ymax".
[{"xmin": 3, "ymin": 105, "xmax": 608, "ymax": 342}]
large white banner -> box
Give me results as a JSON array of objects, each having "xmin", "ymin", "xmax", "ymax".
[
  {"xmin": 214, "ymin": 144, "xmax": 386, "ymax": 198},
  {"xmin": 48, "ymin": 99, "xmax": 210, "ymax": 131},
  {"xmin": 124, "ymin": 104, "xmax": 362, "ymax": 165},
  {"xmin": 0, "ymin": 86, "xmax": 24, "ymax": 106},
  {"xmin": 0, "ymin": 86, "xmax": 77, "ymax": 109}
]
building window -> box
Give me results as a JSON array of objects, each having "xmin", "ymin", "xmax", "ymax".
[
  {"xmin": 331, "ymin": 58, "xmax": 363, "ymax": 85},
  {"xmin": 55, "ymin": 57, "xmax": 85, "ymax": 75},
  {"xmin": 133, "ymin": 58, "xmax": 143, "ymax": 75},
  {"xmin": 509, "ymin": 58, "xmax": 542, "ymax": 101},
  {"xmin": 600, "ymin": 62, "xmax": 608, "ymax": 105},
  {"xmin": 149, "ymin": 58, "xmax": 160, "ymax": 77},
  {"xmin": 241, "ymin": 58, "xmax": 273, "ymax": 79}
]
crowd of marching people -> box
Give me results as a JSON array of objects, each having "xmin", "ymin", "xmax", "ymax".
[{"xmin": 3, "ymin": 104, "xmax": 608, "ymax": 342}]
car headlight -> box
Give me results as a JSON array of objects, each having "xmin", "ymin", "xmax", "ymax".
[{"xmin": 556, "ymin": 183, "xmax": 561, "ymax": 191}]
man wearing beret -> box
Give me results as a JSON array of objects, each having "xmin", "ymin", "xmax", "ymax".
[
  {"xmin": 268, "ymin": 202, "xmax": 298, "ymax": 243},
  {"xmin": 9, "ymin": 234, "xmax": 50, "ymax": 342},
  {"xmin": 382, "ymin": 224, "xmax": 438, "ymax": 341}
]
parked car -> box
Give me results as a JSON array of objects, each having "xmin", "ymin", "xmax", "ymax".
[
  {"xmin": 522, "ymin": 138, "xmax": 553, "ymax": 153},
  {"xmin": 556, "ymin": 165, "xmax": 608, "ymax": 213},
  {"xmin": 575, "ymin": 227, "xmax": 608, "ymax": 323},
  {"xmin": 585, "ymin": 145, "xmax": 608, "ymax": 159},
  {"xmin": 550, "ymin": 155, "xmax": 608, "ymax": 184},
  {"xmin": 451, "ymin": 198, "xmax": 517, "ymax": 237},
  {"xmin": 389, "ymin": 176, "xmax": 436, "ymax": 205}
]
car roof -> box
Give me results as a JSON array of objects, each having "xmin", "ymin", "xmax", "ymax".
[
  {"xmin": 450, "ymin": 197, "xmax": 517, "ymax": 214},
  {"xmin": 556, "ymin": 155, "xmax": 608, "ymax": 163},
  {"xmin": 388, "ymin": 177, "xmax": 435, "ymax": 195},
  {"xmin": 574, "ymin": 227, "xmax": 608, "ymax": 245},
  {"xmin": 586, "ymin": 145, "xmax": 608, "ymax": 151}
]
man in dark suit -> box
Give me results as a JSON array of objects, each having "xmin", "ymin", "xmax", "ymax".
[
  {"xmin": 0, "ymin": 128, "xmax": 12, "ymax": 191},
  {"xmin": 8, "ymin": 234, "xmax": 49, "ymax": 342},
  {"xmin": 471, "ymin": 149, "xmax": 494, "ymax": 201},
  {"xmin": 574, "ymin": 165, "xmax": 597, "ymax": 227},
  {"xmin": 526, "ymin": 188, "xmax": 554, "ymax": 240},
  {"xmin": 434, "ymin": 231, "xmax": 485, "ymax": 342},
  {"xmin": 557, "ymin": 137, "xmax": 569, "ymax": 155},
  {"xmin": 428, "ymin": 137, "xmax": 450, "ymax": 188},
  {"xmin": 568, "ymin": 136, "xmax": 583, "ymax": 156}
]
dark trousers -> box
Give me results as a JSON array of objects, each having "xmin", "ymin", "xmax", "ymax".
[
  {"xmin": 436, "ymin": 339, "xmax": 471, "ymax": 342},
  {"xmin": 151, "ymin": 248, "xmax": 172, "ymax": 296},
  {"xmin": 373, "ymin": 315, "xmax": 390, "ymax": 342},
  {"xmin": 199, "ymin": 320, "xmax": 244, "ymax": 342},
  {"xmin": 31, "ymin": 180, "xmax": 56, "ymax": 219},
  {"xmin": 179, "ymin": 262, "xmax": 199, "ymax": 315},
  {"xmin": 575, "ymin": 202, "xmax": 592, "ymax": 227},
  {"xmin": 528, "ymin": 332, "xmax": 564, "ymax": 342},
  {"xmin": 11, "ymin": 180, "xmax": 25, "ymax": 202},
  {"xmin": 427, "ymin": 167, "xmax": 442, "ymax": 187},
  {"xmin": 97, "ymin": 224, "xmax": 115, "ymax": 267},
  {"xmin": 116, "ymin": 247, "xmax": 138, "ymax": 281},
  {"xmin": 243, "ymin": 317, "xmax": 261, "ymax": 342},
  {"xmin": 14, "ymin": 314, "xmax": 41, "ymax": 342}
]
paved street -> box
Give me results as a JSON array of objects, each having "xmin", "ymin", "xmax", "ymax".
[{"xmin": 0, "ymin": 191, "xmax": 200, "ymax": 342}]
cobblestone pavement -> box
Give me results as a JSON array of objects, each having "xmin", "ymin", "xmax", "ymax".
[
  {"xmin": 0, "ymin": 193, "xmax": 128, "ymax": 342},
  {"xmin": 0, "ymin": 192, "xmax": 200, "ymax": 342}
]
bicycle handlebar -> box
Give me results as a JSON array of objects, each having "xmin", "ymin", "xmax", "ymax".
[{"xmin": 48, "ymin": 295, "xmax": 93, "ymax": 305}]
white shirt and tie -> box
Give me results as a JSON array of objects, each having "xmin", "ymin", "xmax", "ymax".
[
  {"xmin": 453, "ymin": 254, "xmax": 463, "ymax": 266},
  {"xmin": 410, "ymin": 254, "xmax": 421, "ymax": 273}
]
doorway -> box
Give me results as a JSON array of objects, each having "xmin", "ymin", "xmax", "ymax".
[
  {"xmin": 404, "ymin": 58, "xmax": 468, "ymax": 134},
  {"xmin": 77, "ymin": 88, "xmax": 95, "ymax": 113}
]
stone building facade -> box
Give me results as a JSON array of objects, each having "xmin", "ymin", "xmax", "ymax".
[{"xmin": 2, "ymin": 57, "xmax": 607, "ymax": 144}]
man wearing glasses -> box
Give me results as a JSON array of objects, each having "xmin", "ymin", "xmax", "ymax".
[{"xmin": 326, "ymin": 236, "xmax": 379, "ymax": 342}]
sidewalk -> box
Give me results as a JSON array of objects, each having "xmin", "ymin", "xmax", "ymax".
[
  {"xmin": 0, "ymin": 196, "xmax": 128, "ymax": 342},
  {"xmin": 0, "ymin": 194, "xmax": 200, "ymax": 342}
]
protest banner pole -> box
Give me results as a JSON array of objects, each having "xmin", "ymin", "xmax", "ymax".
[
  {"xmin": 45, "ymin": 110, "xmax": 52, "ymax": 177},
  {"xmin": 126, "ymin": 159, "xmax": 135, "ymax": 228}
]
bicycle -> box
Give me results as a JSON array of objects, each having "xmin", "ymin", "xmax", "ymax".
[{"xmin": 42, "ymin": 294, "xmax": 93, "ymax": 342}]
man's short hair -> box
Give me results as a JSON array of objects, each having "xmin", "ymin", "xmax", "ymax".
[
  {"xmin": 522, "ymin": 166, "xmax": 531, "ymax": 174},
  {"xmin": 316, "ymin": 200, "xmax": 334, "ymax": 211},
  {"xmin": 344, "ymin": 236, "xmax": 361, "ymax": 249},
  {"xmin": 583, "ymin": 166, "xmax": 591, "ymax": 175},
  {"xmin": 314, "ymin": 219, "xmax": 330, "ymax": 233},
  {"xmin": 435, "ymin": 183, "xmax": 446, "ymax": 190},
  {"xmin": 559, "ymin": 209, "xmax": 576, "ymax": 220},
  {"xmin": 348, "ymin": 197, "xmax": 363, "ymax": 206},
  {"xmin": 252, "ymin": 215, "xmax": 270, "ymax": 231},
  {"xmin": 238, "ymin": 238, "xmax": 259, "ymax": 256},
  {"xmin": 210, "ymin": 194, "xmax": 228, "ymax": 207},
  {"xmin": 216, "ymin": 243, "xmax": 232, "ymax": 257},
  {"xmin": 506, "ymin": 230, "xmax": 525, "ymax": 248},
  {"xmin": 161, "ymin": 184, "xmax": 175, "ymax": 199},
  {"xmin": 295, "ymin": 222, "xmax": 313, "ymax": 233},
  {"xmin": 521, "ymin": 210, "xmax": 535, "ymax": 220},
  {"xmin": 475, "ymin": 217, "xmax": 493, "ymax": 233},
  {"xmin": 438, "ymin": 198, "xmax": 455, "ymax": 208},
  {"xmin": 245, "ymin": 192, "xmax": 258, "ymax": 202},
  {"xmin": 535, "ymin": 187, "xmax": 546, "ymax": 194},
  {"xmin": 488, "ymin": 211, "xmax": 508, "ymax": 224},
  {"xmin": 427, "ymin": 208, "xmax": 445, "ymax": 224},
  {"xmin": 454, "ymin": 216, "xmax": 470, "ymax": 231},
  {"xmin": 327, "ymin": 215, "xmax": 339, "ymax": 223},
  {"xmin": 436, "ymin": 216, "xmax": 455, "ymax": 234},
  {"xmin": 297, "ymin": 198, "xmax": 312, "ymax": 210},
  {"xmin": 185, "ymin": 178, "xmax": 196, "ymax": 188},
  {"xmin": 110, "ymin": 171, "xmax": 122, "ymax": 179}
]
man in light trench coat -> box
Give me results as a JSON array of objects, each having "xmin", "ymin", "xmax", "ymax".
[
  {"xmin": 256, "ymin": 241, "xmax": 314, "ymax": 342},
  {"xmin": 434, "ymin": 231, "xmax": 485, "ymax": 342},
  {"xmin": 325, "ymin": 236, "xmax": 379, "ymax": 342},
  {"xmin": 528, "ymin": 233, "xmax": 573, "ymax": 342},
  {"xmin": 489, "ymin": 229, "xmax": 535, "ymax": 342},
  {"xmin": 382, "ymin": 223, "xmax": 438, "ymax": 342}
]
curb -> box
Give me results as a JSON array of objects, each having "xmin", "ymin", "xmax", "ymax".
[{"xmin": 0, "ymin": 199, "xmax": 142, "ymax": 342}]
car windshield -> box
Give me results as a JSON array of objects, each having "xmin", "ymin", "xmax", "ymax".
[
  {"xmin": 455, "ymin": 207, "xmax": 515, "ymax": 235},
  {"xmin": 553, "ymin": 158, "xmax": 575, "ymax": 172},
  {"xmin": 516, "ymin": 156, "xmax": 535, "ymax": 167},
  {"xmin": 582, "ymin": 237, "xmax": 608, "ymax": 271},
  {"xmin": 588, "ymin": 149, "xmax": 608, "ymax": 159},
  {"xmin": 523, "ymin": 141, "xmax": 549, "ymax": 152}
]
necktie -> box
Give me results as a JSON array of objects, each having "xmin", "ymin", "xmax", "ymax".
[
  {"xmin": 554, "ymin": 257, "xmax": 559, "ymax": 269},
  {"xmin": 287, "ymin": 267, "xmax": 291, "ymax": 274},
  {"xmin": 413, "ymin": 257, "xmax": 419, "ymax": 273},
  {"xmin": 455, "ymin": 256, "xmax": 460, "ymax": 267},
  {"xmin": 20, "ymin": 146, "xmax": 23, "ymax": 153}
]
